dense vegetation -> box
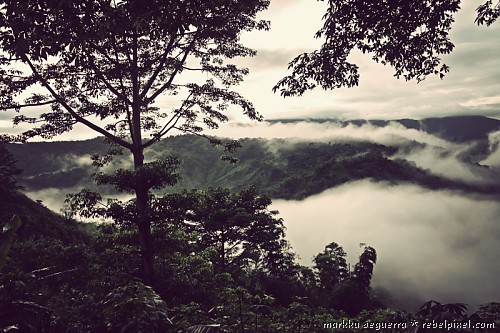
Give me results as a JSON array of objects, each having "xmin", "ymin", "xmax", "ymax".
[
  {"xmin": 7, "ymin": 131, "xmax": 500, "ymax": 201},
  {"xmin": 1, "ymin": 144, "xmax": 499, "ymax": 332},
  {"xmin": 3, "ymin": 190, "xmax": 499, "ymax": 333},
  {"xmin": 0, "ymin": 0, "xmax": 499, "ymax": 330}
]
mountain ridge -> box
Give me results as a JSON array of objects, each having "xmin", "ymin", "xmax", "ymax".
[
  {"xmin": 6, "ymin": 115, "xmax": 500, "ymax": 201},
  {"xmin": 267, "ymin": 115, "xmax": 500, "ymax": 143}
]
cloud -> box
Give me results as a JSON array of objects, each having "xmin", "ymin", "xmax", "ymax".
[
  {"xmin": 210, "ymin": 120, "xmax": 500, "ymax": 185},
  {"xmin": 232, "ymin": 0, "xmax": 500, "ymax": 120},
  {"xmin": 461, "ymin": 96, "xmax": 500, "ymax": 110},
  {"xmin": 236, "ymin": 48, "xmax": 305, "ymax": 71},
  {"xmin": 273, "ymin": 180, "xmax": 500, "ymax": 311},
  {"xmin": 393, "ymin": 144, "xmax": 500, "ymax": 185},
  {"xmin": 23, "ymin": 187, "xmax": 81, "ymax": 215},
  {"xmin": 54, "ymin": 154, "xmax": 93, "ymax": 172},
  {"xmin": 480, "ymin": 130, "xmax": 500, "ymax": 168},
  {"xmin": 24, "ymin": 187, "xmax": 133, "ymax": 223}
]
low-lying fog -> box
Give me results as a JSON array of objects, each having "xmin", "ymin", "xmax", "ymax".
[
  {"xmin": 273, "ymin": 180, "xmax": 500, "ymax": 311},
  {"xmin": 24, "ymin": 120, "xmax": 500, "ymax": 312},
  {"xmin": 213, "ymin": 121, "xmax": 500, "ymax": 185}
]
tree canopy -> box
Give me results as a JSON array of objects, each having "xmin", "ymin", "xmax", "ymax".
[
  {"xmin": 0, "ymin": 0, "xmax": 269, "ymax": 144},
  {"xmin": 0, "ymin": 143, "xmax": 22, "ymax": 193}
]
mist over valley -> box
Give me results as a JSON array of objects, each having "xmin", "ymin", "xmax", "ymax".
[{"xmin": 6, "ymin": 115, "xmax": 500, "ymax": 311}]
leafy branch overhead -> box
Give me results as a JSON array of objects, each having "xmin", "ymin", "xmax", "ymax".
[{"xmin": 273, "ymin": 0, "xmax": 499, "ymax": 97}]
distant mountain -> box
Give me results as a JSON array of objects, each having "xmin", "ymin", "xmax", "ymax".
[
  {"xmin": 268, "ymin": 115, "xmax": 500, "ymax": 143},
  {"xmin": 6, "ymin": 118, "xmax": 500, "ymax": 200}
]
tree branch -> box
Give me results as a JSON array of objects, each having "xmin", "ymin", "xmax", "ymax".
[
  {"xmin": 23, "ymin": 56, "xmax": 132, "ymax": 149},
  {"xmin": 142, "ymin": 112, "xmax": 182, "ymax": 149},
  {"xmin": 85, "ymin": 53, "xmax": 133, "ymax": 105},
  {"xmin": 139, "ymin": 33, "xmax": 179, "ymax": 100},
  {"xmin": 0, "ymin": 100, "xmax": 56, "ymax": 111},
  {"xmin": 145, "ymin": 35, "xmax": 198, "ymax": 104},
  {"xmin": 20, "ymin": 120, "xmax": 79, "ymax": 139},
  {"xmin": 142, "ymin": 91, "xmax": 194, "ymax": 148},
  {"xmin": 109, "ymin": 35, "xmax": 130, "ymax": 97}
]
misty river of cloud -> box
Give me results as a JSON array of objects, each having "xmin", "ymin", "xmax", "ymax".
[
  {"xmin": 22, "ymin": 119, "xmax": 500, "ymax": 313},
  {"xmin": 273, "ymin": 180, "xmax": 500, "ymax": 311}
]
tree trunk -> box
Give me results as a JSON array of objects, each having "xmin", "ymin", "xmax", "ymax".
[
  {"xmin": 130, "ymin": 30, "xmax": 156, "ymax": 285},
  {"xmin": 133, "ymin": 147, "xmax": 156, "ymax": 285}
]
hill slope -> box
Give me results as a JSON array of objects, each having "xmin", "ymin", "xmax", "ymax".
[
  {"xmin": 1, "ymin": 191, "xmax": 90, "ymax": 244},
  {"xmin": 6, "ymin": 121, "xmax": 500, "ymax": 200}
]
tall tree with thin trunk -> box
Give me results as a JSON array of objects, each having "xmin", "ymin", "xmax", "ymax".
[{"xmin": 0, "ymin": 0, "xmax": 269, "ymax": 284}]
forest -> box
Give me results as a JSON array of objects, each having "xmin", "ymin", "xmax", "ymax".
[
  {"xmin": 2, "ymin": 131, "xmax": 500, "ymax": 332},
  {"xmin": 1, "ymin": 0, "xmax": 500, "ymax": 332},
  {"xmin": 6, "ymin": 117, "xmax": 500, "ymax": 201}
]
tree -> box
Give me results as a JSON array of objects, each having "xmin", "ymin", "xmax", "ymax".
[
  {"xmin": 162, "ymin": 186, "xmax": 289, "ymax": 276},
  {"xmin": 0, "ymin": 0, "xmax": 269, "ymax": 283},
  {"xmin": 1, "ymin": 0, "xmax": 498, "ymax": 286},
  {"xmin": 335, "ymin": 244, "xmax": 377, "ymax": 316},
  {"xmin": 0, "ymin": 143, "xmax": 22, "ymax": 193},
  {"xmin": 312, "ymin": 242, "xmax": 378, "ymax": 315},
  {"xmin": 351, "ymin": 244, "xmax": 377, "ymax": 293},
  {"xmin": 476, "ymin": 1, "xmax": 500, "ymax": 26},
  {"xmin": 273, "ymin": 0, "xmax": 499, "ymax": 97},
  {"xmin": 313, "ymin": 242, "xmax": 349, "ymax": 291}
]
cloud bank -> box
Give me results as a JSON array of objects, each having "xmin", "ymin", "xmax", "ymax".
[
  {"xmin": 273, "ymin": 180, "xmax": 500, "ymax": 311},
  {"xmin": 211, "ymin": 120, "xmax": 500, "ymax": 186}
]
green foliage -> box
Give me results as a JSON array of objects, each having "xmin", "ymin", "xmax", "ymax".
[
  {"xmin": 476, "ymin": 0, "xmax": 500, "ymax": 26},
  {"xmin": 314, "ymin": 242, "xmax": 349, "ymax": 290},
  {"xmin": 273, "ymin": 0, "xmax": 481, "ymax": 96},
  {"xmin": 95, "ymin": 282, "xmax": 172, "ymax": 333},
  {"xmin": 0, "ymin": 0, "xmax": 272, "ymax": 283},
  {"xmin": 0, "ymin": 191, "xmax": 90, "ymax": 244},
  {"xmin": 352, "ymin": 244, "xmax": 377, "ymax": 291},
  {"xmin": 95, "ymin": 158, "xmax": 181, "ymax": 194},
  {"xmin": 187, "ymin": 324, "xmax": 221, "ymax": 333},
  {"xmin": 0, "ymin": 0, "xmax": 269, "ymax": 143},
  {"xmin": 1, "ymin": 265, "xmax": 79, "ymax": 333},
  {"xmin": 1, "ymin": 191, "xmax": 498, "ymax": 333},
  {"xmin": 9, "ymin": 134, "xmax": 499, "ymax": 200},
  {"xmin": 0, "ymin": 144, "xmax": 22, "ymax": 193},
  {"xmin": 416, "ymin": 300, "xmax": 468, "ymax": 322},
  {"xmin": 0, "ymin": 216, "xmax": 22, "ymax": 272},
  {"xmin": 312, "ymin": 243, "xmax": 379, "ymax": 316},
  {"xmin": 154, "ymin": 186, "xmax": 292, "ymax": 276},
  {"xmin": 471, "ymin": 302, "xmax": 500, "ymax": 329}
]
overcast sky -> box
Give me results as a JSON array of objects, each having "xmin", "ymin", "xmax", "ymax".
[{"xmin": 232, "ymin": 0, "xmax": 500, "ymax": 121}]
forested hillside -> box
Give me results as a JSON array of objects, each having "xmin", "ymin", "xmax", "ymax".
[
  {"xmin": 7, "ymin": 125, "xmax": 500, "ymax": 200},
  {"xmin": 2, "ymin": 142, "xmax": 499, "ymax": 332},
  {"xmin": 1, "ymin": 0, "xmax": 500, "ymax": 330}
]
